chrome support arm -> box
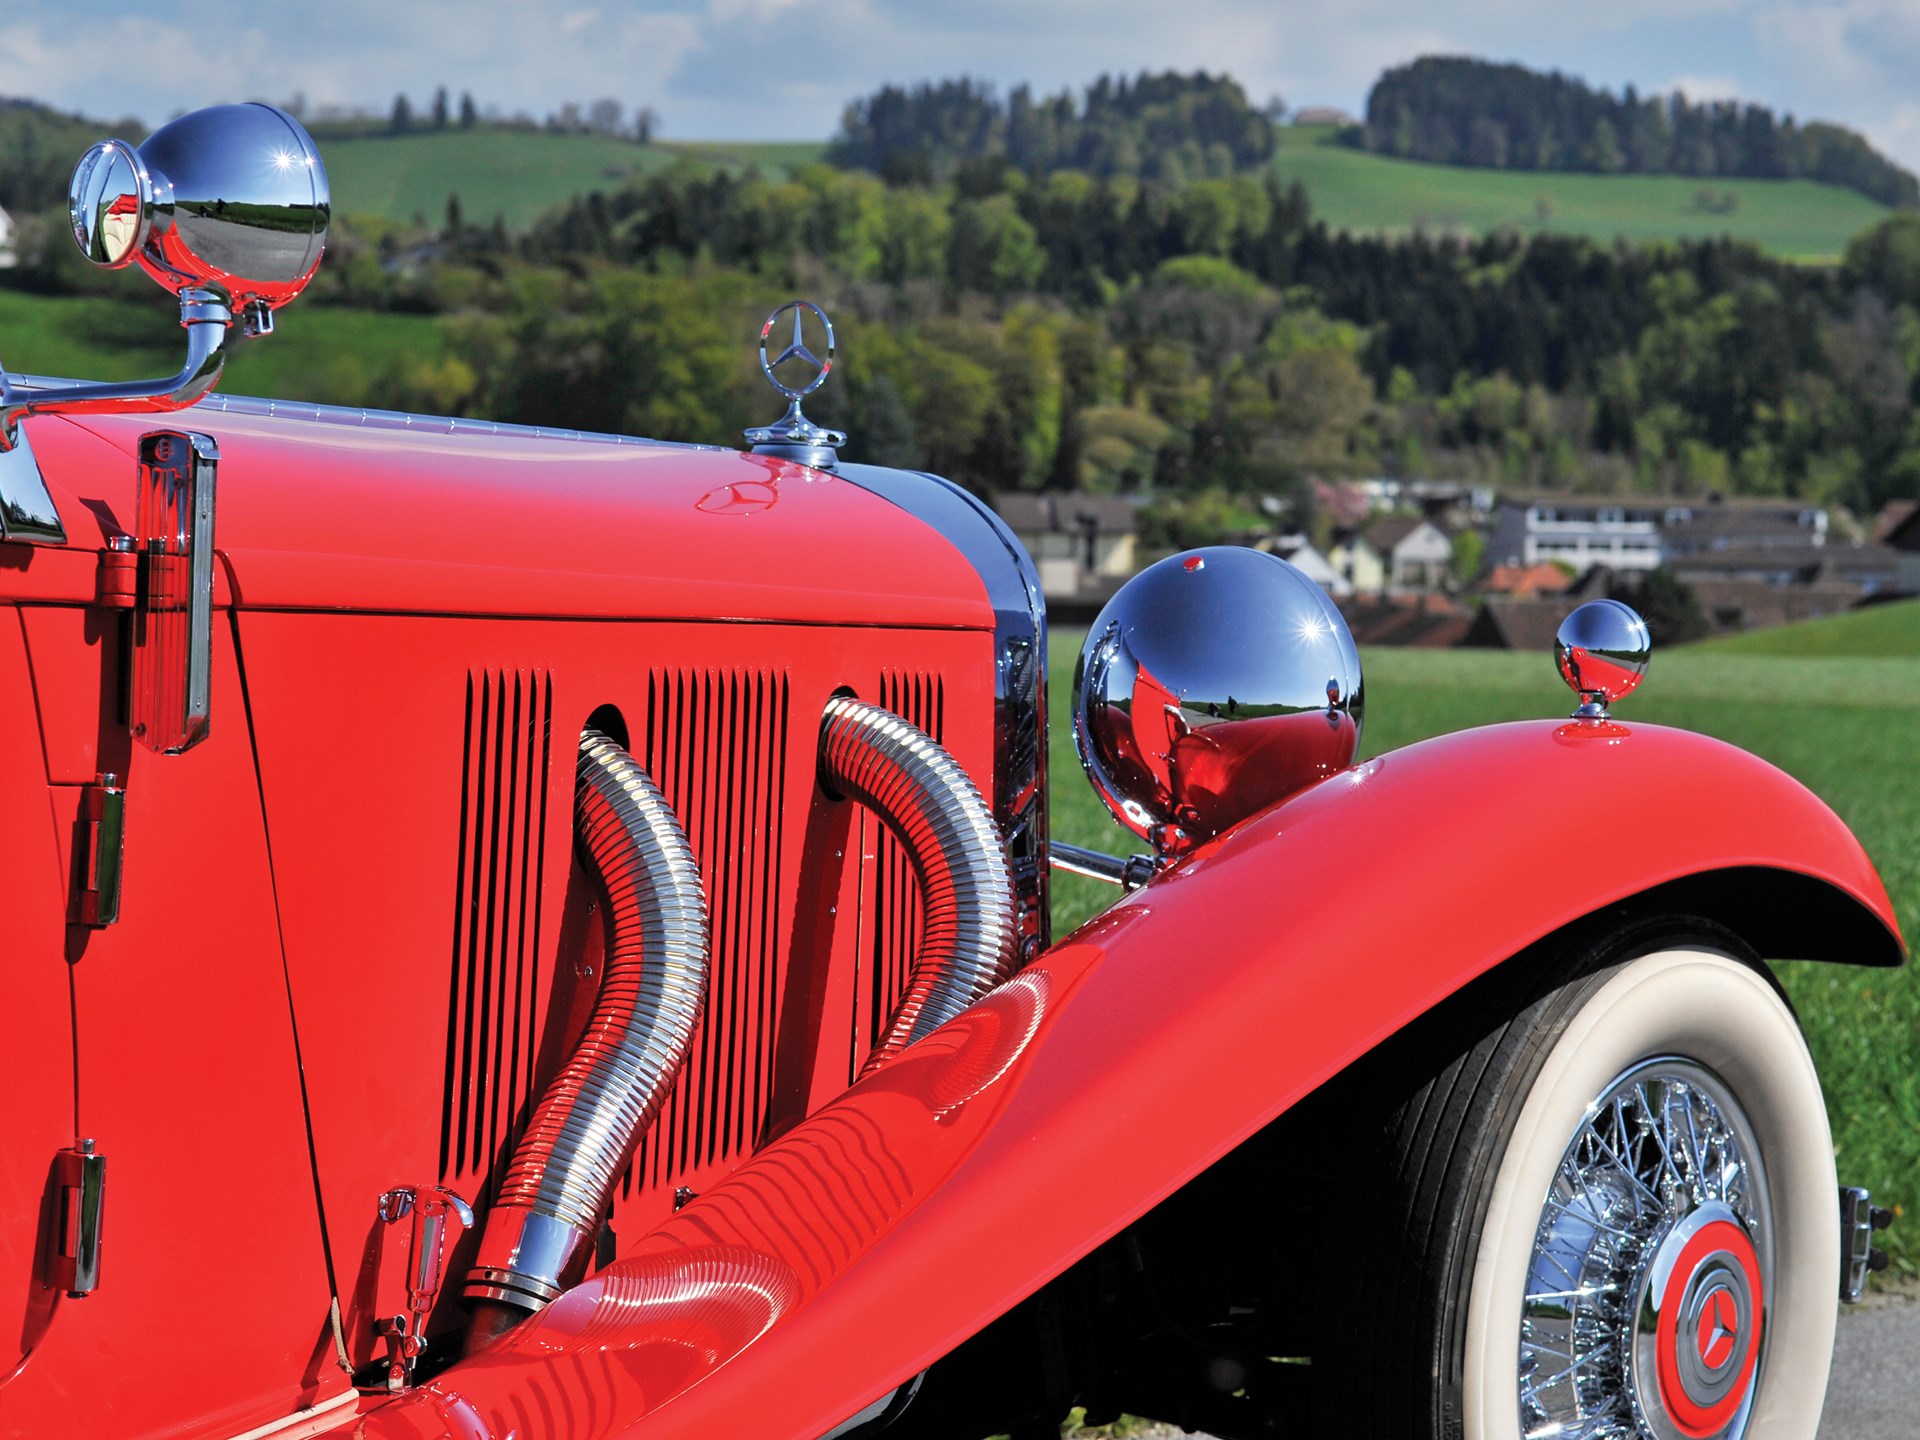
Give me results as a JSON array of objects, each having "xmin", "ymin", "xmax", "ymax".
[
  {"xmin": 0, "ymin": 289, "xmax": 232, "ymax": 452},
  {"xmin": 1049, "ymin": 841, "xmax": 1156, "ymax": 891}
]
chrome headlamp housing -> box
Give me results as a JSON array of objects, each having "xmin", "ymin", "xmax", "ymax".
[
  {"xmin": 70, "ymin": 102, "xmax": 329, "ymax": 321},
  {"xmin": 1073, "ymin": 547, "xmax": 1364, "ymax": 844}
]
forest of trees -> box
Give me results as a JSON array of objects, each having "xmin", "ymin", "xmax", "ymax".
[
  {"xmin": 0, "ymin": 98, "xmax": 144, "ymax": 213},
  {"xmin": 9, "ymin": 68, "xmax": 1920, "ymax": 539},
  {"xmin": 829, "ymin": 73, "xmax": 1276, "ymax": 184},
  {"xmin": 1361, "ymin": 56, "xmax": 1920, "ymax": 208}
]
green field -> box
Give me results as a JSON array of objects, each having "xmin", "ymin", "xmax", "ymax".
[
  {"xmin": 1273, "ymin": 125, "xmax": 1889, "ymax": 259},
  {"xmin": 0, "ymin": 289, "xmax": 448, "ymax": 395},
  {"xmin": 312, "ymin": 122, "xmax": 1888, "ymax": 256},
  {"xmin": 1047, "ymin": 626, "xmax": 1920, "ymax": 1268},
  {"xmin": 1707, "ymin": 595, "xmax": 1920, "ymax": 656},
  {"xmin": 320, "ymin": 129, "xmax": 827, "ymax": 230}
]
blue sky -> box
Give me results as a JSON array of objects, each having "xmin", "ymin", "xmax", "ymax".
[{"xmin": 9, "ymin": 1, "xmax": 1920, "ymax": 169}]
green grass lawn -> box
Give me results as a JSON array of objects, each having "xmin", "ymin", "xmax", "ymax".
[
  {"xmin": 1047, "ymin": 625, "xmax": 1920, "ymax": 1267},
  {"xmin": 0, "ymin": 289, "xmax": 448, "ymax": 399},
  {"xmin": 320, "ymin": 130, "xmax": 828, "ymax": 231},
  {"xmin": 1705, "ymin": 595, "xmax": 1920, "ymax": 657},
  {"xmin": 322, "ymin": 129, "xmax": 680, "ymax": 230},
  {"xmin": 1273, "ymin": 125, "xmax": 1889, "ymax": 260}
]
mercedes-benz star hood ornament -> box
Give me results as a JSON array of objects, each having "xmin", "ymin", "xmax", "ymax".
[{"xmin": 745, "ymin": 299, "xmax": 846, "ymax": 469}]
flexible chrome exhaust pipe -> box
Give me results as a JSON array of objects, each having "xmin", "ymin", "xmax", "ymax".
[
  {"xmin": 466, "ymin": 728, "xmax": 708, "ymax": 1339},
  {"xmin": 820, "ymin": 697, "xmax": 1019, "ymax": 1074}
]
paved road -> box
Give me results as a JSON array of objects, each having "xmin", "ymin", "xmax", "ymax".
[
  {"xmin": 1819, "ymin": 1291, "xmax": 1920, "ymax": 1438},
  {"xmin": 1110, "ymin": 1290, "xmax": 1916, "ymax": 1437}
]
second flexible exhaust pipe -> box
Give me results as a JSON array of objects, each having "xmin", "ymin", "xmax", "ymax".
[{"xmin": 820, "ymin": 697, "xmax": 1020, "ymax": 1073}]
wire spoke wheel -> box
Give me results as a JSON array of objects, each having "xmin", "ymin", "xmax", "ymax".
[{"xmin": 1520, "ymin": 1060, "xmax": 1771, "ymax": 1439}]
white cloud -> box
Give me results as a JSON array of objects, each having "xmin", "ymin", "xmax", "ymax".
[{"xmin": 1667, "ymin": 74, "xmax": 1743, "ymax": 103}]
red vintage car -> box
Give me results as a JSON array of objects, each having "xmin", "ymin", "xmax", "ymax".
[{"xmin": 0, "ymin": 105, "xmax": 1903, "ymax": 1440}]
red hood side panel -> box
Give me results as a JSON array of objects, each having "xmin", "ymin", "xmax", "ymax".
[{"xmin": 52, "ymin": 413, "xmax": 991, "ymax": 628}]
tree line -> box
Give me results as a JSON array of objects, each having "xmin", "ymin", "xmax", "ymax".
[
  {"xmin": 240, "ymin": 158, "xmax": 1920, "ymax": 519},
  {"xmin": 0, "ymin": 98, "xmax": 144, "ymax": 213},
  {"xmin": 829, "ymin": 72, "xmax": 1277, "ymax": 185},
  {"xmin": 9, "ymin": 76, "xmax": 1920, "ymax": 537},
  {"xmin": 1361, "ymin": 56, "xmax": 1919, "ymax": 208}
]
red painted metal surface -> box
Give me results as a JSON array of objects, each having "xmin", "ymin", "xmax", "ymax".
[
  {"xmin": 328, "ymin": 719, "xmax": 1899, "ymax": 1440},
  {"xmin": 0, "ymin": 608, "xmax": 76, "ymax": 1390},
  {"xmin": 4, "ymin": 612, "xmax": 341, "ymax": 1440},
  {"xmin": 57, "ymin": 413, "xmax": 990, "ymax": 629},
  {"xmin": 5, "ymin": 395, "xmax": 1902, "ymax": 1440}
]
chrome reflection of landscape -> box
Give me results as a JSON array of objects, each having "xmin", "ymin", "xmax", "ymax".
[
  {"xmin": 69, "ymin": 103, "xmax": 331, "ymax": 314},
  {"xmin": 1555, "ymin": 599, "xmax": 1653, "ymax": 719},
  {"xmin": 1074, "ymin": 546, "xmax": 1365, "ymax": 843},
  {"xmin": 68, "ymin": 139, "xmax": 146, "ymax": 265}
]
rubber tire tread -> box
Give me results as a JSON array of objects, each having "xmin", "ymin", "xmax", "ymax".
[{"xmin": 1309, "ymin": 915, "xmax": 1752, "ymax": 1438}]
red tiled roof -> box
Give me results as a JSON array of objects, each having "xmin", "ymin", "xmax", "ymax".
[{"xmin": 1482, "ymin": 563, "xmax": 1572, "ymax": 597}]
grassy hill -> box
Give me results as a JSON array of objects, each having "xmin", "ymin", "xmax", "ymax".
[
  {"xmin": 1705, "ymin": 596, "xmax": 1920, "ymax": 656},
  {"xmin": 1273, "ymin": 125, "xmax": 1889, "ymax": 260},
  {"xmin": 319, "ymin": 129, "xmax": 827, "ymax": 230}
]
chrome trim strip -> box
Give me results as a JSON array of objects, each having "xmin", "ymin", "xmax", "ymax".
[
  {"xmin": 0, "ymin": 425, "xmax": 66, "ymax": 544},
  {"xmin": 3, "ymin": 377, "xmax": 722, "ymax": 452},
  {"xmin": 836, "ymin": 465, "xmax": 1050, "ymax": 957}
]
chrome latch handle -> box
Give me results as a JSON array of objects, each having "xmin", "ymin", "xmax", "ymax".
[
  {"xmin": 374, "ymin": 1185, "xmax": 474, "ymax": 1392},
  {"xmin": 46, "ymin": 1140, "xmax": 106, "ymax": 1297}
]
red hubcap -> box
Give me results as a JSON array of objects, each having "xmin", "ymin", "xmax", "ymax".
[{"xmin": 1654, "ymin": 1219, "xmax": 1764, "ymax": 1437}]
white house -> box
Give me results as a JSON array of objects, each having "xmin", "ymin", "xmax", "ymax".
[
  {"xmin": 1266, "ymin": 534, "xmax": 1352, "ymax": 597},
  {"xmin": 1325, "ymin": 533, "xmax": 1388, "ymax": 595},
  {"xmin": 1486, "ymin": 495, "xmax": 1669, "ymax": 574},
  {"xmin": 994, "ymin": 493, "xmax": 1138, "ymax": 602},
  {"xmin": 1367, "ymin": 515, "xmax": 1455, "ymax": 591},
  {"xmin": 0, "ymin": 204, "xmax": 16, "ymax": 269}
]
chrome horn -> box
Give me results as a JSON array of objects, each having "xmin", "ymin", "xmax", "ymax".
[{"xmin": 0, "ymin": 103, "xmax": 328, "ymax": 454}]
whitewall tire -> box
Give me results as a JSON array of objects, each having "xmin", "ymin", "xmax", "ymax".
[{"xmin": 1314, "ymin": 933, "xmax": 1838, "ymax": 1440}]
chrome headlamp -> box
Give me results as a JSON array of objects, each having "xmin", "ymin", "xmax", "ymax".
[
  {"xmin": 1073, "ymin": 547, "xmax": 1364, "ymax": 846},
  {"xmin": 70, "ymin": 102, "xmax": 330, "ymax": 325}
]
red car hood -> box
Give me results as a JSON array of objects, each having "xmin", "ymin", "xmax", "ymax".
[{"xmin": 32, "ymin": 410, "xmax": 991, "ymax": 629}]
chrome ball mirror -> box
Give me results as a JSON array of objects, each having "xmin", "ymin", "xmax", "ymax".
[
  {"xmin": 1073, "ymin": 547, "xmax": 1364, "ymax": 847},
  {"xmin": 1555, "ymin": 599, "xmax": 1651, "ymax": 719},
  {"xmin": 67, "ymin": 103, "xmax": 330, "ymax": 321}
]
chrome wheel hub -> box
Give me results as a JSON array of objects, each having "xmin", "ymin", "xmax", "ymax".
[{"xmin": 1518, "ymin": 1059, "xmax": 1771, "ymax": 1439}]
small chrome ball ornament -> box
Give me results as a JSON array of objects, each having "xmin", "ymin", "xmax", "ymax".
[
  {"xmin": 1555, "ymin": 599, "xmax": 1652, "ymax": 720},
  {"xmin": 1074, "ymin": 547, "xmax": 1364, "ymax": 849}
]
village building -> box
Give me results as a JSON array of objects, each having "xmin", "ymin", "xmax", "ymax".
[
  {"xmin": 1487, "ymin": 495, "xmax": 1671, "ymax": 573},
  {"xmin": 1365, "ymin": 514, "xmax": 1454, "ymax": 591},
  {"xmin": 1325, "ymin": 532, "xmax": 1387, "ymax": 594},
  {"xmin": 993, "ymin": 493, "xmax": 1137, "ymax": 608},
  {"xmin": 1262, "ymin": 534, "xmax": 1350, "ymax": 597},
  {"xmin": 1873, "ymin": 501, "xmax": 1920, "ymax": 595},
  {"xmin": 0, "ymin": 204, "xmax": 16, "ymax": 269}
]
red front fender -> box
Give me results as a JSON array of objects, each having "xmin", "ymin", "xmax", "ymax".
[{"xmin": 339, "ymin": 719, "xmax": 1900, "ymax": 1440}]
